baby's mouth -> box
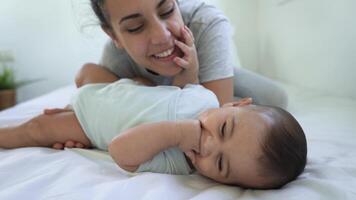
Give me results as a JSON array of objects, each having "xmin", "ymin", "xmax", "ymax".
[{"xmin": 184, "ymin": 151, "xmax": 196, "ymax": 170}]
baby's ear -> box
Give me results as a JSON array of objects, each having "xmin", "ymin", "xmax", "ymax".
[{"xmin": 222, "ymin": 97, "xmax": 253, "ymax": 108}]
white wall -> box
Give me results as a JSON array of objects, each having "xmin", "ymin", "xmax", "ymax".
[
  {"xmin": 204, "ymin": 0, "xmax": 259, "ymax": 71},
  {"xmin": 208, "ymin": 0, "xmax": 356, "ymax": 99},
  {"xmin": 258, "ymin": 0, "xmax": 356, "ymax": 99},
  {"xmin": 0, "ymin": 0, "xmax": 108, "ymax": 102},
  {"xmin": 0, "ymin": 0, "xmax": 259, "ymax": 102}
]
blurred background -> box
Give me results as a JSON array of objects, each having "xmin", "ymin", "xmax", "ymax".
[{"xmin": 0, "ymin": 0, "xmax": 355, "ymax": 103}]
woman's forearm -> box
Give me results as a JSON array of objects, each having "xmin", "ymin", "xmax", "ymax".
[
  {"xmin": 76, "ymin": 63, "xmax": 155, "ymax": 88},
  {"xmin": 202, "ymin": 77, "xmax": 234, "ymax": 105},
  {"xmin": 75, "ymin": 64, "xmax": 119, "ymax": 88}
]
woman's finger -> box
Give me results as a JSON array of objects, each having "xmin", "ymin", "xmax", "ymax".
[
  {"xmin": 44, "ymin": 108, "xmax": 71, "ymax": 115},
  {"xmin": 185, "ymin": 26, "xmax": 195, "ymax": 43},
  {"xmin": 44, "ymin": 108, "xmax": 61, "ymax": 115},
  {"xmin": 174, "ymin": 57, "xmax": 189, "ymax": 68},
  {"xmin": 175, "ymin": 39, "xmax": 190, "ymax": 56},
  {"xmin": 75, "ymin": 143, "xmax": 85, "ymax": 148},
  {"xmin": 65, "ymin": 140, "xmax": 75, "ymax": 148},
  {"xmin": 52, "ymin": 143, "xmax": 64, "ymax": 150},
  {"xmin": 182, "ymin": 26, "xmax": 194, "ymax": 47}
]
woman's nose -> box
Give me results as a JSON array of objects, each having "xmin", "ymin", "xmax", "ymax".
[{"xmin": 150, "ymin": 21, "xmax": 171, "ymax": 45}]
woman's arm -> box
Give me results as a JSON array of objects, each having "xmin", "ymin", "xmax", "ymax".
[
  {"xmin": 202, "ymin": 77, "xmax": 234, "ymax": 106},
  {"xmin": 75, "ymin": 63, "xmax": 154, "ymax": 88},
  {"xmin": 108, "ymin": 120, "xmax": 201, "ymax": 172},
  {"xmin": 75, "ymin": 63, "xmax": 119, "ymax": 88}
]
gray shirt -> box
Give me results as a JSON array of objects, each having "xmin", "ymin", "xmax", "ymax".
[{"xmin": 100, "ymin": 0, "xmax": 235, "ymax": 86}]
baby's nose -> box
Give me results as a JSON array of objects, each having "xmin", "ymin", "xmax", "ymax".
[{"xmin": 200, "ymin": 135, "xmax": 216, "ymax": 157}]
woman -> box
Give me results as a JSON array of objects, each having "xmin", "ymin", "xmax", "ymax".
[
  {"xmin": 49, "ymin": 0, "xmax": 287, "ymax": 148},
  {"xmin": 77, "ymin": 0, "xmax": 236, "ymax": 105}
]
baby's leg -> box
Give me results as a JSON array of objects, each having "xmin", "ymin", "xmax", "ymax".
[{"xmin": 0, "ymin": 111, "xmax": 91, "ymax": 149}]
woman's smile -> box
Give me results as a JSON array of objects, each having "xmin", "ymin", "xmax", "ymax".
[{"xmin": 151, "ymin": 44, "xmax": 182, "ymax": 62}]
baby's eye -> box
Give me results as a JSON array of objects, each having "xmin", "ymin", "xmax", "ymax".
[
  {"xmin": 218, "ymin": 155, "xmax": 223, "ymax": 171},
  {"xmin": 221, "ymin": 121, "xmax": 226, "ymax": 137}
]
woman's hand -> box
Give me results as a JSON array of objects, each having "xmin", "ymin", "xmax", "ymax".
[
  {"xmin": 172, "ymin": 26, "xmax": 199, "ymax": 88},
  {"xmin": 43, "ymin": 107, "xmax": 88, "ymax": 149},
  {"xmin": 43, "ymin": 107, "xmax": 72, "ymax": 115}
]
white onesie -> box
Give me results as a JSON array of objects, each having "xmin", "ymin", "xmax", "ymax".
[{"xmin": 71, "ymin": 79, "xmax": 219, "ymax": 175}]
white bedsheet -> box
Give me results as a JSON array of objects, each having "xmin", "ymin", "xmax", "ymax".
[{"xmin": 0, "ymin": 84, "xmax": 355, "ymax": 200}]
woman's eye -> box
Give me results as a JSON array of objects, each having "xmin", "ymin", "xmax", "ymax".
[
  {"xmin": 160, "ymin": 6, "xmax": 175, "ymax": 18},
  {"xmin": 221, "ymin": 121, "xmax": 226, "ymax": 137},
  {"xmin": 127, "ymin": 25, "xmax": 144, "ymax": 33}
]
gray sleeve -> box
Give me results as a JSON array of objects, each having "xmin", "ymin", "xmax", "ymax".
[
  {"xmin": 135, "ymin": 148, "xmax": 192, "ymax": 175},
  {"xmin": 99, "ymin": 40, "xmax": 136, "ymax": 78},
  {"xmin": 195, "ymin": 19, "xmax": 236, "ymax": 83},
  {"xmin": 233, "ymin": 67, "xmax": 288, "ymax": 108}
]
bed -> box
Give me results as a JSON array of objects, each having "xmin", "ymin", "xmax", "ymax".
[{"xmin": 0, "ymin": 83, "xmax": 355, "ymax": 200}]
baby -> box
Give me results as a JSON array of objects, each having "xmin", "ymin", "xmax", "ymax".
[{"xmin": 0, "ymin": 79, "xmax": 307, "ymax": 189}]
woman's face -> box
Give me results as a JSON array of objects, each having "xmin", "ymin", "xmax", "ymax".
[{"xmin": 104, "ymin": 0, "xmax": 185, "ymax": 76}]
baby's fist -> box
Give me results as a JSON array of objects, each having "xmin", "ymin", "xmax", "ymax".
[{"xmin": 177, "ymin": 120, "xmax": 201, "ymax": 153}]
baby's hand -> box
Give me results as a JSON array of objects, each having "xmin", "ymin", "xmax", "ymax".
[
  {"xmin": 177, "ymin": 120, "xmax": 201, "ymax": 154},
  {"xmin": 172, "ymin": 25, "xmax": 199, "ymax": 87}
]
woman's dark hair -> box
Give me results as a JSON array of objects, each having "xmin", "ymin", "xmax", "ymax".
[
  {"xmin": 90, "ymin": 0, "xmax": 180, "ymax": 29},
  {"xmin": 90, "ymin": 0, "xmax": 111, "ymax": 29},
  {"xmin": 258, "ymin": 106, "xmax": 307, "ymax": 189}
]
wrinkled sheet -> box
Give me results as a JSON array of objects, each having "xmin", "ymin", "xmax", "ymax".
[{"xmin": 0, "ymin": 84, "xmax": 355, "ymax": 200}]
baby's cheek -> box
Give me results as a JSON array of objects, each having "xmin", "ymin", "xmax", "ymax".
[{"xmin": 195, "ymin": 158, "xmax": 213, "ymax": 176}]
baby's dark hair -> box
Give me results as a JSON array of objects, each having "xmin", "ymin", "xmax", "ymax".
[
  {"xmin": 256, "ymin": 106, "xmax": 307, "ymax": 189},
  {"xmin": 90, "ymin": 0, "xmax": 111, "ymax": 29}
]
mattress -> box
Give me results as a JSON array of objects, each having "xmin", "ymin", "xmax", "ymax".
[{"xmin": 0, "ymin": 84, "xmax": 355, "ymax": 200}]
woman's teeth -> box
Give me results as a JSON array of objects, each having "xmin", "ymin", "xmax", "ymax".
[{"xmin": 154, "ymin": 48, "xmax": 174, "ymax": 58}]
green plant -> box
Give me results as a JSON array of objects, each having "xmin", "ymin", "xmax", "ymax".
[
  {"xmin": 0, "ymin": 67, "xmax": 40, "ymax": 90},
  {"xmin": 0, "ymin": 67, "xmax": 16, "ymax": 90},
  {"xmin": 0, "ymin": 51, "xmax": 41, "ymax": 90}
]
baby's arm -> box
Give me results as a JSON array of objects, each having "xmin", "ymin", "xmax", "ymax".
[{"xmin": 109, "ymin": 120, "xmax": 201, "ymax": 172}]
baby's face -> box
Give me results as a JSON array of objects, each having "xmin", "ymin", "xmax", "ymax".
[{"xmin": 186, "ymin": 105, "xmax": 273, "ymax": 188}]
